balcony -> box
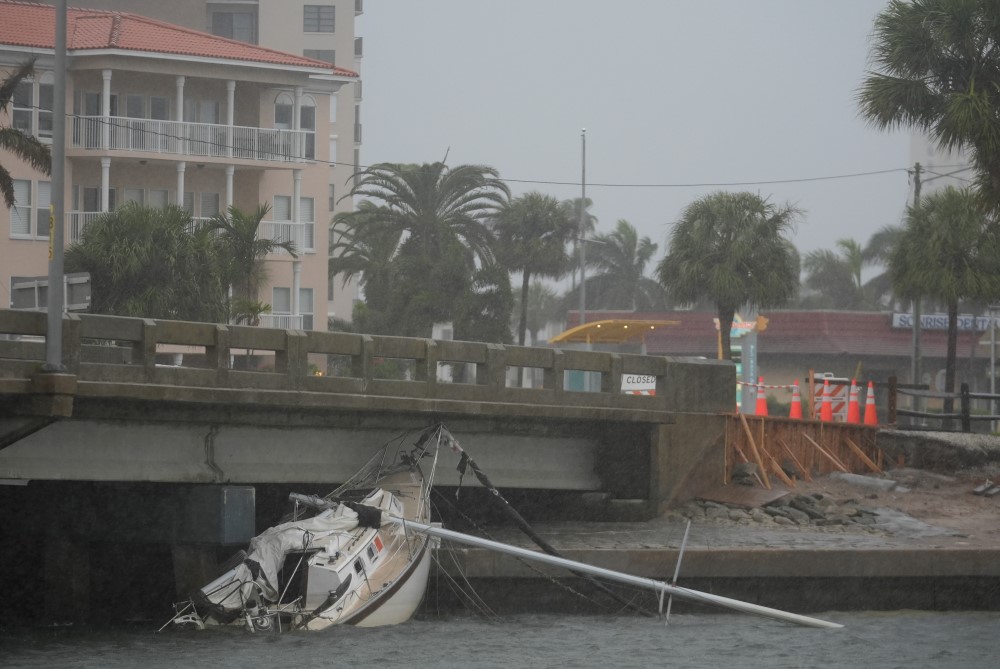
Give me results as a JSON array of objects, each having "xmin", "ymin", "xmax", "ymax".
[
  {"xmin": 259, "ymin": 220, "xmax": 315, "ymax": 254},
  {"xmin": 257, "ymin": 313, "xmax": 304, "ymax": 330},
  {"xmin": 69, "ymin": 116, "xmax": 314, "ymax": 164},
  {"xmin": 69, "ymin": 212, "xmax": 215, "ymax": 243}
]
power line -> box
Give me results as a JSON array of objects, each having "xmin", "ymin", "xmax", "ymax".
[{"xmin": 23, "ymin": 109, "xmax": 922, "ymax": 190}]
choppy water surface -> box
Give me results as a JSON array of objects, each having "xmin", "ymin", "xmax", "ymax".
[{"xmin": 3, "ymin": 611, "xmax": 996, "ymax": 669}]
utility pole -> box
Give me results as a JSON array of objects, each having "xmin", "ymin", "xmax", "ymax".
[
  {"xmin": 910, "ymin": 162, "xmax": 922, "ymax": 391},
  {"xmin": 43, "ymin": 0, "xmax": 67, "ymax": 372},
  {"xmin": 578, "ymin": 128, "xmax": 587, "ymax": 327}
]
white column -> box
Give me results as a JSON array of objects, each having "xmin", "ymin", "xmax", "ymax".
[
  {"xmin": 225, "ymin": 80, "xmax": 235, "ymax": 158},
  {"xmin": 225, "ymin": 165, "xmax": 235, "ymax": 209},
  {"xmin": 100, "ymin": 157, "xmax": 111, "ymax": 212},
  {"xmin": 293, "ymin": 86, "xmax": 303, "ymax": 159},
  {"xmin": 292, "ymin": 260, "xmax": 302, "ymax": 325},
  {"xmin": 101, "ymin": 69, "xmax": 112, "ymax": 150},
  {"xmin": 175, "ymin": 76, "xmax": 185, "ymax": 121},
  {"xmin": 176, "ymin": 162, "xmax": 186, "ymax": 211},
  {"xmin": 292, "ymin": 169, "xmax": 302, "ymax": 226}
]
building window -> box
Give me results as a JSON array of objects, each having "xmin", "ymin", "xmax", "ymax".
[
  {"xmin": 304, "ymin": 5, "xmax": 335, "ymax": 32},
  {"xmin": 329, "ymin": 93, "xmax": 337, "ymax": 123},
  {"xmin": 11, "ymin": 79, "xmax": 53, "ymax": 139},
  {"xmin": 304, "ymin": 49, "xmax": 335, "ymax": 65},
  {"xmin": 300, "ymin": 287, "xmax": 314, "ymax": 330},
  {"xmin": 38, "ymin": 82, "xmax": 53, "ymax": 139},
  {"xmin": 300, "ymin": 196, "xmax": 315, "ymax": 251},
  {"xmin": 200, "ymin": 192, "xmax": 221, "ymax": 219},
  {"xmin": 148, "ymin": 189, "xmax": 170, "ymax": 208},
  {"xmin": 272, "ymin": 195, "xmax": 291, "ymax": 221},
  {"xmin": 302, "ymin": 102, "xmax": 316, "ymax": 160},
  {"xmin": 123, "ymin": 187, "xmax": 145, "ymax": 206},
  {"xmin": 10, "ymin": 180, "xmax": 31, "ymax": 237},
  {"xmin": 328, "ymin": 137, "xmax": 338, "ymax": 164},
  {"xmin": 34, "ymin": 181, "xmax": 50, "ymax": 238},
  {"xmin": 328, "ymin": 184, "xmax": 335, "ymax": 211},
  {"xmin": 272, "ymin": 287, "xmax": 291, "ymax": 316},
  {"xmin": 211, "ymin": 11, "xmax": 257, "ymax": 43}
]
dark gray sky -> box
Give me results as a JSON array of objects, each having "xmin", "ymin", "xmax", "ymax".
[{"xmin": 358, "ymin": 0, "xmax": 910, "ymax": 259}]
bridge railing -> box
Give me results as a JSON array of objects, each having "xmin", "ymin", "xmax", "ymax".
[{"xmin": 0, "ymin": 310, "xmax": 733, "ymax": 413}]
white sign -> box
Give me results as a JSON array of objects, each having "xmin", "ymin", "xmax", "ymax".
[
  {"xmin": 892, "ymin": 313, "xmax": 999, "ymax": 331},
  {"xmin": 621, "ymin": 374, "xmax": 656, "ymax": 395}
]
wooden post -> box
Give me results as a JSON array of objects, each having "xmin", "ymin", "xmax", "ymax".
[
  {"xmin": 887, "ymin": 375, "xmax": 898, "ymax": 426},
  {"xmin": 802, "ymin": 432, "xmax": 849, "ymax": 473},
  {"xmin": 845, "ymin": 437, "xmax": 882, "ymax": 475},
  {"xmin": 961, "ymin": 383, "xmax": 971, "ymax": 433},
  {"xmin": 739, "ymin": 413, "xmax": 771, "ymax": 489},
  {"xmin": 777, "ymin": 437, "xmax": 812, "ymax": 482}
]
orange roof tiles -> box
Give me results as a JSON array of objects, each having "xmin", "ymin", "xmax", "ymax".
[{"xmin": 0, "ymin": 1, "xmax": 358, "ymax": 76}]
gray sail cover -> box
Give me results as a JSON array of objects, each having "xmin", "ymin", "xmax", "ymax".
[{"xmin": 202, "ymin": 503, "xmax": 366, "ymax": 613}]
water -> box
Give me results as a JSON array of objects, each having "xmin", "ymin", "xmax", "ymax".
[{"xmin": 2, "ymin": 611, "xmax": 996, "ymax": 669}]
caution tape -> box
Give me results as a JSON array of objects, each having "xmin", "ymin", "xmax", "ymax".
[{"xmin": 736, "ymin": 380, "xmax": 795, "ymax": 390}]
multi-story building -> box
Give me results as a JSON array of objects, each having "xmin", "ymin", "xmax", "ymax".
[
  {"xmin": 0, "ymin": 1, "xmax": 357, "ymax": 332},
  {"xmin": 39, "ymin": 0, "xmax": 365, "ymax": 323}
]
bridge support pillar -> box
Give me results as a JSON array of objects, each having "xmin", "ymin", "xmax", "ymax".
[{"xmin": 649, "ymin": 414, "xmax": 727, "ymax": 513}]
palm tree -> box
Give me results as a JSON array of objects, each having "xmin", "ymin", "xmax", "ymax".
[
  {"xmin": 1, "ymin": 60, "xmax": 51, "ymax": 207},
  {"xmin": 208, "ymin": 204, "xmax": 297, "ymax": 320},
  {"xmin": 858, "ymin": 0, "xmax": 1000, "ymax": 206},
  {"xmin": 65, "ymin": 203, "xmax": 227, "ymax": 321},
  {"xmin": 513, "ymin": 281, "xmax": 561, "ymax": 346},
  {"xmin": 802, "ymin": 239, "xmax": 868, "ymax": 309},
  {"xmin": 861, "ymin": 224, "xmax": 905, "ymax": 309},
  {"xmin": 562, "ymin": 196, "xmax": 598, "ymax": 290},
  {"xmin": 581, "ymin": 219, "xmax": 668, "ymax": 311},
  {"xmin": 889, "ymin": 186, "xmax": 1000, "ymax": 419},
  {"xmin": 493, "ymin": 192, "xmax": 575, "ymax": 345},
  {"xmin": 347, "ymin": 161, "xmax": 509, "ymax": 266},
  {"xmin": 657, "ymin": 191, "xmax": 801, "ymax": 361},
  {"xmin": 329, "ymin": 201, "xmax": 403, "ymax": 312}
]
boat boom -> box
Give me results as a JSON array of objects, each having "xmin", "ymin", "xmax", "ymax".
[{"xmin": 391, "ymin": 518, "xmax": 842, "ymax": 629}]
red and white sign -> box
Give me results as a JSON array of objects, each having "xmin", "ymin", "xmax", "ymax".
[{"xmin": 622, "ymin": 374, "xmax": 657, "ymax": 396}]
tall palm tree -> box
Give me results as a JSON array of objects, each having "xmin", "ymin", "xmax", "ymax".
[
  {"xmin": 889, "ymin": 186, "xmax": 1000, "ymax": 418},
  {"xmin": 858, "ymin": 0, "xmax": 1000, "ymax": 207},
  {"xmin": 347, "ymin": 162, "xmax": 509, "ymax": 267},
  {"xmin": 657, "ymin": 191, "xmax": 801, "ymax": 360},
  {"xmin": 513, "ymin": 281, "xmax": 561, "ymax": 346},
  {"xmin": 1, "ymin": 60, "xmax": 51, "ymax": 207},
  {"xmin": 208, "ymin": 204, "xmax": 297, "ymax": 321},
  {"xmin": 329, "ymin": 201, "xmax": 403, "ymax": 310},
  {"xmin": 338, "ymin": 162, "xmax": 509, "ymax": 336},
  {"xmin": 861, "ymin": 224, "xmax": 905, "ymax": 309},
  {"xmin": 802, "ymin": 239, "xmax": 868, "ymax": 309},
  {"xmin": 562, "ymin": 196, "xmax": 598, "ymax": 290},
  {"xmin": 582, "ymin": 219, "xmax": 668, "ymax": 311},
  {"xmin": 493, "ymin": 192, "xmax": 575, "ymax": 345}
]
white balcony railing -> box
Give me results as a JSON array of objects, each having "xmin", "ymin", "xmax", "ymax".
[
  {"xmin": 70, "ymin": 116, "xmax": 314, "ymax": 163},
  {"xmin": 257, "ymin": 313, "xmax": 304, "ymax": 329},
  {"xmin": 67, "ymin": 211, "xmax": 103, "ymax": 242},
  {"xmin": 259, "ymin": 220, "xmax": 315, "ymax": 253}
]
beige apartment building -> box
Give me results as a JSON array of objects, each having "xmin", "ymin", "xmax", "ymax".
[
  {"xmin": 1, "ymin": 1, "xmax": 358, "ymax": 332},
  {"xmin": 49, "ymin": 0, "xmax": 366, "ymax": 322}
]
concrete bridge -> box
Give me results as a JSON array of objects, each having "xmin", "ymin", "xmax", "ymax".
[
  {"xmin": 0, "ymin": 309, "xmax": 734, "ymax": 509},
  {"xmin": 0, "ymin": 308, "xmax": 737, "ymax": 624}
]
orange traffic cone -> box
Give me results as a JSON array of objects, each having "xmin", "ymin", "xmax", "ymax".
[
  {"xmin": 846, "ymin": 379, "xmax": 861, "ymax": 424},
  {"xmin": 789, "ymin": 380, "xmax": 802, "ymax": 419},
  {"xmin": 819, "ymin": 379, "xmax": 833, "ymax": 422},
  {"xmin": 863, "ymin": 381, "xmax": 878, "ymax": 426},
  {"xmin": 755, "ymin": 376, "xmax": 768, "ymax": 416}
]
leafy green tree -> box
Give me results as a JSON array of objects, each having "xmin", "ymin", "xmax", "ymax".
[
  {"xmin": 65, "ymin": 203, "xmax": 227, "ymax": 321},
  {"xmin": 493, "ymin": 192, "xmax": 575, "ymax": 345},
  {"xmin": 889, "ymin": 186, "xmax": 1000, "ymax": 418},
  {"xmin": 1, "ymin": 60, "xmax": 51, "ymax": 207},
  {"xmin": 454, "ymin": 262, "xmax": 514, "ymax": 344},
  {"xmin": 562, "ymin": 196, "xmax": 598, "ymax": 291},
  {"xmin": 208, "ymin": 204, "xmax": 297, "ymax": 314},
  {"xmin": 330, "ymin": 201, "xmax": 403, "ymax": 323},
  {"xmin": 657, "ymin": 191, "xmax": 801, "ymax": 360},
  {"xmin": 858, "ymin": 0, "xmax": 1000, "ymax": 206},
  {"xmin": 581, "ymin": 219, "xmax": 669, "ymax": 310},
  {"xmin": 339, "ymin": 162, "xmax": 509, "ymax": 336},
  {"xmin": 802, "ymin": 239, "xmax": 869, "ymax": 309}
]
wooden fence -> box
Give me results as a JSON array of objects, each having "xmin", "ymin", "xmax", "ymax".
[
  {"xmin": 725, "ymin": 414, "xmax": 883, "ymax": 488},
  {"xmin": 887, "ymin": 376, "xmax": 1000, "ymax": 433}
]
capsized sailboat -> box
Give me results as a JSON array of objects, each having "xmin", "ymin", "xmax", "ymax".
[{"xmin": 166, "ymin": 424, "xmax": 443, "ymax": 632}]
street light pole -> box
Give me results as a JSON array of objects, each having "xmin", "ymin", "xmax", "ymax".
[
  {"xmin": 43, "ymin": 0, "xmax": 67, "ymax": 372},
  {"xmin": 577, "ymin": 128, "xmax": 586, "ymax": 327}
]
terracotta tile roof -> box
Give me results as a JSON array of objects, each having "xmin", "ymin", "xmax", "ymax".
[
  {"xmin": 0, "ymin": 1, "xmax": 358, "ymax": 76},
  {"xmin": 567, "ymin": 310, "xmax": 985, "ymax": 359}
]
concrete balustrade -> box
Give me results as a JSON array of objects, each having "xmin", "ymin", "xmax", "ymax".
[{"xmin": 0, "ymin": 309, "xmax": 734, "ymax": 420}]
